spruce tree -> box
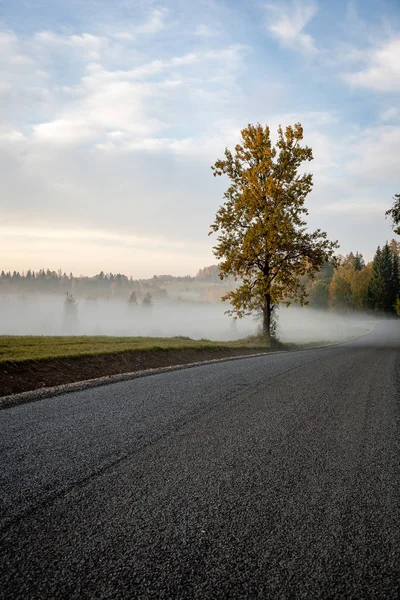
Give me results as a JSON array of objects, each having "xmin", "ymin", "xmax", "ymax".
[
  {"xmin": 392, "ymin": 250, "xmax": 400, "ymax": 308},
  {"xmin": 368, "ymin": 247, "xmax": 385, "ymax": 311},
  {"xmin": 368, "ymin": 244, "xmax": 396, "ymax": 313},
  {"xmin": 353, "ymin": 252, "xmax": 365, "ymax": 271},
  {"xmin": 383, "ymin": 243, "xmax": 397, "ymax": 312}
]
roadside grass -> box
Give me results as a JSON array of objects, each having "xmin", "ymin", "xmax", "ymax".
[
  {"xmin": 0, "ymin": 335, "xmax": 274, "ymax": 363},
  {"xmin": 0, "ymin": 326, "xmax": 369, "ymax": 364}
]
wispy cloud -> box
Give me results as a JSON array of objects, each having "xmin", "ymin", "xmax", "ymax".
[
  {"xmin": 30, "ymin": 44, "xmax": 247, "ymax": 147},
  {"xmin": 194, "ymin": 24, "xmax": 220, "ymax": 37},
  {"xmin": 346, "ymin": 125, "xmax": 400, "ymax": 182},
  {"xmin": 343, "ymin": 38, "xmax": 400, "ymax": 92},
  {"xmin": 135, "ymin": 6, "xmax": 168, "ymax": 34},
  {"xmin": 380, "ymin": 106, "xmax": 399, "ymax": 121},
  {"xmin": 265, "ymin": 0, "xmax": 318, "ymax": 54},
  {"xmin": 112, "ymin": 6, "xmax": 168, "ymax": 40},
  {"xmin": 33, "ymin": 31, "xmax": 105, "ymax": 61}
]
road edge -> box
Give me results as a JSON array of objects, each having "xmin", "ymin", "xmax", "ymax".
[
  {"xmin": 1, "ymin": 326, "xmax": 375, "ymax": 410},
  {"xmin": 0, "ymin": 350, "xmax": 285, "ymax": 410}
]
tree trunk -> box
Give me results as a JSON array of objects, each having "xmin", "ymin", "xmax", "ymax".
[{"xmin": 262, "ymin": 294, "xmax": 271, "ymax": 340}]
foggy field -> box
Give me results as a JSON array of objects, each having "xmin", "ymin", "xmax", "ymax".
[{"xmin": 0, "ymin": 294, "xmax": 373, "ymax": 345}]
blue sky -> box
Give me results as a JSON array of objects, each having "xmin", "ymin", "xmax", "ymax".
[{"xmin": 0, "ymin": 0, "xmax": 399, "ymax": 276}]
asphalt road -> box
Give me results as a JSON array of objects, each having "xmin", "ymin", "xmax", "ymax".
[{"xmin": 1, "ymin": 323, "xmax": 399, "ymax": 599}]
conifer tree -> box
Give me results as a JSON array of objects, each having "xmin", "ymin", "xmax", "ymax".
[
  {"xmin": 368, "ymin": 247, "xmax": 384, "ymax": 310},
  {"xmin": 391, "ymin": 249, "xmax": 400, "ymax": 310},
  {"xmin": 368, "ymin": 244, "xmax": 396, "ymax": 313},
  {"xmin": 353, "ymin": 252, "xmax": 365, "ymax": 271}
]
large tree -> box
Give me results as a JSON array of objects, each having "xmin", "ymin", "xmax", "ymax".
[
  {"xmin": 210, "ymin": 123, "xmax": 338, "ymax": 340},
  {"xmin": 386, "ymin": 193, "xmax": 400, "ymax": 235}
]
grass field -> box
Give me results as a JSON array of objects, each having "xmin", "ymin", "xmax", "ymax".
[{"xmin": 0, "ymin": 335, "xmax": 273, "ymax": 363}]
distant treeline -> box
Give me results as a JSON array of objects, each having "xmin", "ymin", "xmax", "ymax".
[
  {"xmin": 2, "ymin": 245, "xmax": 399, "ymax": 316},
  {"xmin": 0, "ymin": 264, "xmax": 223, "ymax": 297}
]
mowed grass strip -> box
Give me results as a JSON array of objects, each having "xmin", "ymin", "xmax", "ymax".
[{"xmin": 0, "ymin": 335, "xmax": 271, "ymax": 363}]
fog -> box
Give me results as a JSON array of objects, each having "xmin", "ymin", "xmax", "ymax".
[{"xmin": 0, "ymin": 294, "xmax": 375, "ymax": 343}]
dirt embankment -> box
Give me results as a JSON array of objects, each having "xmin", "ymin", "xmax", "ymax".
[{"xmin": 0, "ymin": 347, "xmax": 270, "ymax": 397}]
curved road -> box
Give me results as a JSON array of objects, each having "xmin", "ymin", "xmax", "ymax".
[{"xmin": 1, "ymin": 323, "xmax": 399, "ymax": 598}]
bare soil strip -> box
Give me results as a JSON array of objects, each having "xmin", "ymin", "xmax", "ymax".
[{"xmin": 0, "ymin": 347, "xmax": 272, "ymax": 398}]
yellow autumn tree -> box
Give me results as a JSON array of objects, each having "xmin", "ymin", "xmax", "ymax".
[
  {"xmin": 210, "ymin": 123, "xmax": 338, "ymax": 341},
  {"xmin": 329, "ymin": 256, "xmax": 372, "ymax": 311}
]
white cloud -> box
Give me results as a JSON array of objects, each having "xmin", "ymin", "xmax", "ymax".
[
  {"xmin": 0, "ymin": 127, "xmax": 26, "ymax": 142},
  {"xmin": 33, "ymin": 119, "xmax": 95, "ymax": 144},
  {"xmin": 0, "ymin": 30, "xmax": 18, "ymax": 52},
  {"xmin": 135, "ymin": 7, "xmax": 168, "ymax": 35},
  {"xmin": 344, "ymin": 38, "xmax": 400, "ymax": 92},
  {"xmin": 96, "ymin": 119, "xmax": 241, "ymax": 159},
  {"xmin": 34, "ymin": 31, "xmax": 105, "ymax": 61},
  {"xmin": 113, "ymin": 32, "xmax": 135, "ymax": 41},
  {"xmin": 32, "ymin": 73, "xmax": 167, "ymax": 145},
  {"xmin": 346, "ymin": 125, "xmax": 400, "ymax": 182},
  {"xmin": 195, "ymin": 25, "xmax": 220, "ymax": 37},
  {"xmin": 0, "ymin": 30, "xmax": 55, "ymax": 124},
  {"xmin": 170, "ymin": 53, "xmax": 198, "ymax": 66},
  {"xmin": 265, "ymin": 0, "xmax": 318, "ymax": 54},
  {"xmin": 380, "ymin": 106, "xmax": 399, "ymax": 121},
  {"xmin": 29, "ymin": 43, "xmax": 247, "ymax": 147},
  {"xmin": 112, "ymin": 6, "xmax": 168, "ymax": 40}
]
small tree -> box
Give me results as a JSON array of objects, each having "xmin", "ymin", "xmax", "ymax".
[
  {"xmin": 142, "ymin": 292, "xmax": 152, "ymax": 307},
  {"xmin": 352, "ymin": 251, "xmax": 365, "ymax": 271},
  {"xmin": 63, "ymin": 292, "xmax": 78, "ymax": 332},
  {"xmin": 386, "ymin": 193, "xmax": 400, "ymax": 235},
  {"xmin": 210, "ymin": 122, "xmax": 338, "ymax": 340},
  {"xmin": 128, "ymin": 291, "xmax": 137, "ymax": 305}
]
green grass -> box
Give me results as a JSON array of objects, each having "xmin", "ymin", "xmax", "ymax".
[{"xmin": 0, "ymin": 335, "xmax": 272, "ymax": 363}]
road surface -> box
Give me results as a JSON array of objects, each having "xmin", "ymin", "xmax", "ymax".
[{"xmin": 1, "ymin": 323, "xmax": 399, "ymax": 598}]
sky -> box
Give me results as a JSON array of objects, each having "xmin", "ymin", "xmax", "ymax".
[{"xmin": 0, "ymin": 0, "xmax": 399, "ymax": 277}]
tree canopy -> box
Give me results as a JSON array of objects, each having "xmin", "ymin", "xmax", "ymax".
[{"xmin": 210, "ymin": 122, "xmax": 338, "ymax": 339}]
